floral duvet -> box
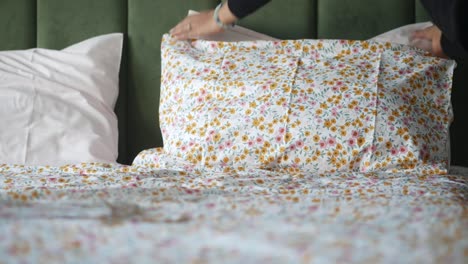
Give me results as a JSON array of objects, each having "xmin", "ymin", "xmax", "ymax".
[{"xmin": 1, "ymin": 156, "xmax": 467, "ymax": 264}]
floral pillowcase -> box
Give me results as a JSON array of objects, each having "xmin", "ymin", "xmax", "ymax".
[{"xmin": 158, "ymin": 34, "xmax": 455, "ymax": 175}]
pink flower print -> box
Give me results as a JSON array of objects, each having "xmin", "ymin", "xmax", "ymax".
[
  {"xmin": 225, "ymin": 141, "xmax": 233, "ymax": 148},
  {"xmin": 436, "ymin": 96, "xmax": 444, "ymax": 105},
  {"xmin": 296, "ymin": 140, "xmax": 304, "ymax": 148},
  {"xmin": 248, "ymin": 141, "xmax": 254, "ymax": 147},
  {"xmin": 256, "ymin": 137, "xmax": 264, "ymax": 144},
  {"xmin": 332, "ymin": 86, "xmax": 339, "ymax": 92},
  {"xmin": 289, "ymin": 144, "xmax": 296, "ymax": 151},
  {"xmin": 348, "ymin": 139, "xmax": 355, "ymax": 146},
  {"xmin": 345, "ymin": 94, "xmax": 351, "ymax": 99},
  {"xmin": 197, "ymin": 97, "xmax": 204, "ymax": 103},
  {"xmin": 319, "ymin": 141, "xmax": 327, "ymax": 148},
  {"xmin": 399, "ymin": 146, "xmax": 407, "ymax": 153},
  {"xmin": 337, "ymin": 81, "xmax": 343, "ymax": 86},
  {"xmin": 278, "ymin": 127, "xmax": 286, "ymax": 134},
  {"xmin": 276, "ymin": 136, "xmax": 283, "ymax": 143},
  {"xmin": 391, "ymin": 148, "xmax": 398, "ymax": 155},
  {"xmin": 332, "ymin": 108, "xmax": 338, "ymax": 116},
  {"xmin": 218, "ymin": 145, "xmax": 225, "ymax": 151},
  {"xmin": 181, "ymin": 145, "xmax": 187, "ymax": 152},
  {"xmin": 352, "ymin": 131, "xmax": 359, "ymax": 138},
  {"xmin": 327, "ymin": 137, "xmax": 336, "ymax": 146}
]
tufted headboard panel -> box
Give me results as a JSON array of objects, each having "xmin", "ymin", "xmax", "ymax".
[{"xmin": 1, "ymin": 0, "xmax": 467, "ymax": 166}]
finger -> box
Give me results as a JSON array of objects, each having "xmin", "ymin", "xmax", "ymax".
[
  {"xmin": 411, "ymin": 30, "xmax": 428, "ymax": 39},
  {"xmin": 170, "ymin": 17, "xmax": 190, "ymax": 35},
  {"xmin": 173, "ymin": 31, "xmax": 198, "ymax": 41}
]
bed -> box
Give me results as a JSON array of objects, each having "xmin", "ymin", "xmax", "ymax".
[{"xmin": 1, "ymin": 0, "xmax": 467, "ymax": 263}]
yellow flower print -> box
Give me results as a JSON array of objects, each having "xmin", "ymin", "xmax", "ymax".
[{"xmin": 357, "ymin": 137, "xmax": 365, "ymax": 147}]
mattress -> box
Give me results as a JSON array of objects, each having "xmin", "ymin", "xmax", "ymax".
[{"xmin": 1, "ymin": 159, "xmax": 467, "ymax": 263}]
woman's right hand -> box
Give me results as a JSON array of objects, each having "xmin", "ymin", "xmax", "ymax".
[{"xmin": 170, "ymin": 10, "xmax": 222, "ymax": 40}]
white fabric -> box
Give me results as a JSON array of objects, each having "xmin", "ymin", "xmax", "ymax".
[
  {"xmin": 370, "ymin": 21, "xmax": 433, "ymax": 51},
  {"xmin": 0, "ymin": 33, "xmax": 123, "ymax": 165},
  {"xmin": 188, "ymin": 10, "xmax": 278, "ymax": 41}
]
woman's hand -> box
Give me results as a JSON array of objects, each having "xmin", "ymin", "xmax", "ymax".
[
  {"xmin": 170, "ymin": 2, "xmax": 238, "ymax": 41},
  {"xmin": 412, "ymin": 25, "xmax": 447, "ymax": 58},
  {"xmin": 170, "ymin": 10, "xmax": 222, "ymax": 40}
]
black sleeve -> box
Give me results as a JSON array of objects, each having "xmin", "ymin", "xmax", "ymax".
[
  {"xmin": 421, "ymin": 0, "xmax": 467, "ymax": 59},
  {"xmin": 227, "ymin": 0, "xmax": 271, "ymax": 19}
]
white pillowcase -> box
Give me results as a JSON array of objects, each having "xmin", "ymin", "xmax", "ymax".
[
  {"xmin": 0, "ymin": 33, "xmax": 123, "ymax": 166},
  {"xmin": 370, "ymin": 21, "xmax": 433, "ymax": 51},
  {"xmin": 187, "ymin": 10, "xmax": 278, "ymax": 41}
]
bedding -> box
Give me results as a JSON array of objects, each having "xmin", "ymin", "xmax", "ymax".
[
  {"xmin": 0, "ymin": 154, "xmax": 467, "ymax": 263},
  {"xmin": 0, "ymin": 33, "xmax": 123, "ymax": 166},
  {"xmin": 371, "ymin": 21, "xmax": 433, "ymax": 51},
  {"xmin": 160, "ymin": 35, "xmax": 455, "ymax": 175},
  {"xmin": 188, "ymin": 10, "xmax": 278, "ymax": 41}
]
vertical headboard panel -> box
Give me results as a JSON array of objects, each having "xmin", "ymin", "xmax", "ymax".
[
  {"xmin": 36, "ymin": 0, "xmax": 129, "ymax": 163},
  {"xmin": 127, "ymin": 0, "xmax": 217, "ymax": 162},
  {"xmin": 0, "ymin": 0, "xmax": 467, "ymax": 165},
  {"xmin": 239, "ymin": 0, "xmax": 317, "ymax": 39},
  {"xmin": 0, "ymin": 0, "xmax": 36, "ymax": 50}
]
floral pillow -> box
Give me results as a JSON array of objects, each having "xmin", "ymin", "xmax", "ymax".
[{"xmin": 159, "ymin": 35, "xmax": 455, "ymax": 174}]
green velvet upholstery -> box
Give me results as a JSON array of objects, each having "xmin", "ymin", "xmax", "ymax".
[
  {"xmin": 0, "ymin": 0, "xmax": 36, "ymax": 50},
  {"xmin": 127, "ymin": 0, "xmax": 215, "ymax": 161},
  {"xmin": 240, "ymin": 0, "xmax": 317, "ymax": 39},
  {"xmin": 0, "ymin": 0, "xmax": 467, "ymax": 166}
]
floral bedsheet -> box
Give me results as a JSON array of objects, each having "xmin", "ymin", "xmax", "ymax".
[{"xmin": 0, "ymin": 158, "xmax": 467, "ymax": 264}]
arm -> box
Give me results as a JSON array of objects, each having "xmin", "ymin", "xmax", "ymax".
[
  {"xmin": 420, "ymin": 0, "xmax": 467, "ymax": 59},
  {"xmin": 227, "ymin": 0, "xmax": 271, "ymax": 19}
]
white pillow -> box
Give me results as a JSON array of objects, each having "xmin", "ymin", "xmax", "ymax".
[
  {"xmin": 187, "ymin": 10, "xmax": 278, "ymax": 41},
  {"xmin": 0, "ymin": 33, "xmax": 123, "ymax": 166},
  {"xmin": 370, "ymin": 21, "xmax": 433, "ymax": 51}
]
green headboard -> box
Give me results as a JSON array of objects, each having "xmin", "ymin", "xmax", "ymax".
[{"xmin": 1, "ymin": 0, "xmax": 467, "ymax": 166}]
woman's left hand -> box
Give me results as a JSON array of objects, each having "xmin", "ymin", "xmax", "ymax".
[{"xmin": 412, "ymin": 25, "xmax": 447, "ymax": 58}]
